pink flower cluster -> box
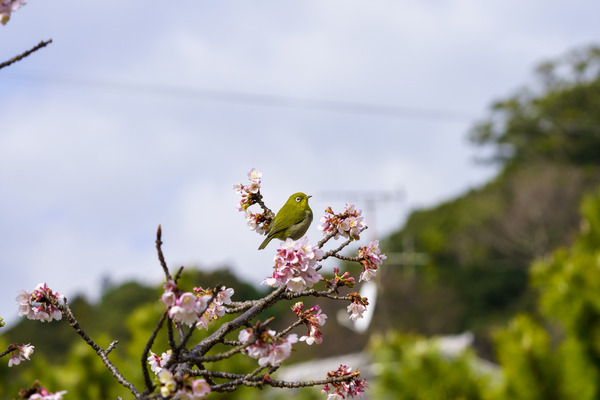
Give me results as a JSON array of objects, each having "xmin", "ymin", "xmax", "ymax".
[
  {"xmin": 21, "ymin": 384, "xmax": 67, "ymax": 400},
  {"xmin": 322, "ymin": 365, "xmax": 367, "ymax": 399},
  {"xmin": 16, "ymin": 283, "xmax": 64, "ymax": 322},
  {"xmin": 234, "ymin": 169, "xmax": 270, "ymax": 234},
  {"xmin": 234, "ymin": 168, "xmax": 262, "ymax": 211},
  {"xmin": 292, "ymin": 302, "xmax": 328, "ymax": 345},
  {"xmin": 147, "ymin": 350, "xmax": 172, "ymax": 374},
  {"xmin": 194, "ymin": 286, "xmax": 234, "ymax": 330},
  {"xmin": 158, "ymin": 369, "xmax": 211, "ymax": 399},
  {"xmin": 347, "ymin": 294, "xmax": 369, "ymax": 321},
  {"xmin": 318, "ymin": 203, "xmax": 365, "ymax": 241},
  {"xmin": 263, "ymin": 237, "xmax": 324, "ymax": 293},
  {"xmin": 0, "ymin": 0, "xmax": 27, "ymax": 25},
  {"xmin": 7, "ymin": 343, "xmax": 34, "ymax": 367},
  {"xmin": 357, "ymin": 240, "xmax": 387, "ymax": 282},
  {"xmin": 238, "ymin": 328, "xmax": 298, "ymax": 367},
  {"xmin": 161, "ymin": 282, "xmax": 234, "ymax": 329}
]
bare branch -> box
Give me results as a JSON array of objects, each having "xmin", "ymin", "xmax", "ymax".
[
  {"xmin": 320, "ymin": 227, "xmax": 368, "ymax": 261},
  {"xmin": 0, "ymin": 39, "xmax": 52, "ymax": 70},
  {"xmin": 105, "ymin": 340, "xmax": 119, "ymax": 355},
  {"xmin": 155, "ymin": 225, "xmax": 172, "ymax": 281},
  {"xmin": 141, "ymin": 310, "xmax": 168, "ymax": 393},
  {"xmin": 0, "ymin": 344, "xmax": 17, "ymax": 358},
  {"xmin": 49, "ymin": 295, "xmax": 141, "ymax": 398}
]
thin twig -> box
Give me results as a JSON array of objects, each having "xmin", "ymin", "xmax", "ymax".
[
  {"xmin": 105, "ymin": 340, "xmax": 119, "ymax": 355},
  {"xmin": 0, "ymin": 39, "xmax": 52, "ymax": 70},
  {"xmin": 206, "ymin": 367, "xmax": 360, "ymax": 391},
  {"xmin": 192, "ymin": 342, "xmax": 248, "ymax": 363},
  {"xmin": 50, "ymin": 296, "xmax": 140, "ymax": 398},
  {"xmin": 320, "ymin": 227, "xmax": 367, "ymax": 261},
  {"xmin": 155, "ymin": 225, "xmax": 172, "ymax": 281},
  {"xmin": 317, "ymin": 230, "xmax": 338, "ymax": 249},
  {"xmin": 0, "ymin": 344, "xmax": 17, "ymax": 358},
  {"xmin": 282, "ymin": 289, "xmax": 353, "ymax": 301},
  {"xmin": 276, "ymin": 319, "xmax": 304, "ymax": 339},
  {"xmin": 173, "ymin": 266, "xmax": 185, "ymax": 283},
  {"xmin": 141, "ymin": 310, "xmax": 168, "ymax": 393}
]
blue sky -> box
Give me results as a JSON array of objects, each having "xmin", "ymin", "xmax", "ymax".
[{"xmin": 1, "ymin": 1, "xmax": 599, "ymax": 325}]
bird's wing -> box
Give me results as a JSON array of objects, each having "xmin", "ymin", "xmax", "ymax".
[{"xmin": 267, "ymin": 205, "xmax": 307, "ymax": 236}]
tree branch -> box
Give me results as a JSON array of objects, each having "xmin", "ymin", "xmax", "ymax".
[
  {"xmin": 48, "ymin": 295, "xmax": 141, "ymax": 398},
  {"xmin": 0, "ymin": 39, "xmax": 52, "ymax": 70}
]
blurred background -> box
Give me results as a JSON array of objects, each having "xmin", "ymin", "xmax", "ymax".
[{"xmin": 2, "ymin": 1, "xmax": 600, "ymax": 399}]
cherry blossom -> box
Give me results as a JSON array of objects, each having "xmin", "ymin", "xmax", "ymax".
[
  {"xmin": 147, "ymin": 350, "xmax": 172, "ymax": 374},
  {"xmin": 263, "ymin": 237, "xmax": 324, "ymax": 292},
  {"xmin": 7, "ymin": 343, "xmax": 34, "ymax": 367},
  {"xmin": 347, "ymin": 293, "xmax": 369, "ymax": 321},
  {"xmin": 234, "ymin": 168, "xmax": 263, "ymax": 211},
  {"xmin": 238, "ymin": 328, "xmax": 298, "ymax": 367},
  {"xmin": 18, "ymin": 383, "xmax": 67, "ymax": 400},
  {"xmin": 318, "ymin": 203, "xmax": 365, "ymax": 241},
  {"xmin": 293, "ymin": 302, "xmax": 328, "ymax": 345},
  {"xmin": 162, "ymin": 283, "xmax": 212, "ymax": 327},
  {"xmin": 322, "ymin": 364, "xmax": 367, "ymax": 399},
  {"xmin": 194, "ymin": 286, "xmax": 234, "ymax": 330},
  {"xmin": 357, "ymin": 240, "xmax": 387, "ymax": 282},
  {"xmin": 16, "ymin": 283, "xmax": 64, "ymax": 322},
  {"xmin": 158, "ymin": 369, "xmax": 177, "ymax": 397}
]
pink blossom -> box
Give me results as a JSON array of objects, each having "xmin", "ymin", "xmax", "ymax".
[
  {"xmin": 263, "ymin": 237, "xmax": 324, "ymax": 293},
  {"xmin": 357, "ymin": 240, "xmax": 387, "ymax": 282},
  {"xmin": 318, "ymin": 203, "xmax": 365, "ymax": 241},
  {"xmin": 194, "ymin": 286, "xmax": 234, "ymax": 330},
  {"xmin": 235, "ymin": 169, "xmax": 276, "ymax": 234},
  {"xmin": 24, "ymin": 386, "xmax": 67, "ymax": 400},
  {"xmin": 244, "ymin": 210, "xmax": 266, "ymax": 234},
  {"xmin": 241, "ymin": 328, "xmax": 298, "ymax": 367},
  {"xmin": 16, "ymin": 283, "xmax": 64, "ymax": 322},
  {"xmin": 347, "ymin": 302, "xmax": 367, "ymax": 321},
  {"xmin": 190, "ymin": 378, "xmax": 211, "ymax": 398},
  {"xmin": 293, "ymin": 303, "xmax": 328, "ymax": 345},
  {"xmin": 247, "ymin": 168, "xmax": 262, "ymax": 183},
  {"xmin": 216, "ymin": 287, "xmax": 234, "ymax": 304},
  {"xmin": 168, "ymin": 292, "xmax": 210, "ymax": 327},
  {"xmin": 258, "ymin": 334, "xmax": 298, "ymax": 367},
  {"xmin": 322, "ymin": 364, "xmax": 368, "ymax": 399},
  {"xmin": 171, "ymin": 378, "xmax": 212, "ymax": 400},
  {"xmin": 8, "ymin": 343, "xmax": 34, "ymax": 367},
  {"xmin": 234, "ymin": 168, "xmax": 263, "ymax": 211},
  {"xmin": 161, "ymin": 281, "xmax": 178, "ymax": 307},
  {"xmin": 147, "ymin": 350, "xmax": 172, "ymax": 375}
]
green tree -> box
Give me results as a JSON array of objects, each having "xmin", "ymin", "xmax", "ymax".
[{"xmin": 470, "ymin": 45, "xmax": 600, "ymax": 167}]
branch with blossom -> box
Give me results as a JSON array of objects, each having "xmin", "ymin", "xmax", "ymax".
[{"xmin": 11, "ymin": 169, "xmax": 381, "ymax": 399}]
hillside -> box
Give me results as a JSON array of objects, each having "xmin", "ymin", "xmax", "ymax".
[{"xmin": 376, "ymin": 45, "xmax": 600, "ymax": 357}]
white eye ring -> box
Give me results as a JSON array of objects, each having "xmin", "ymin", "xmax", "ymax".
[{"xmin": 295, "ymin": 196, "xmax": 301, "ymax": 202}]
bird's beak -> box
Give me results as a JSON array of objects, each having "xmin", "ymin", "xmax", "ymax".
[{"xmin": 308, "ymin": 195, "xmax": 312, "ymax": 199}]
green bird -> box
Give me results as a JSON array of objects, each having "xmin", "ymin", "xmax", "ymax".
[{"xmin": 258, "ymin": 192, "xmax": 313, "ymax": 250}]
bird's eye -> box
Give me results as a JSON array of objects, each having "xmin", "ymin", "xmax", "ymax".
[{"xmin": 295, "ymin": 196, "xmax": 301, "ymax": 202}]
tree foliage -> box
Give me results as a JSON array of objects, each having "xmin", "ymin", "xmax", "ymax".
[{"xmin": 470, "ymin": 45, "xmax": 600, "ymax": 167}]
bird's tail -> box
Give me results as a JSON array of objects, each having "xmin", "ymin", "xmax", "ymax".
[{"xmin": 258, "ymin": 236, "xmax": 272, "ymax": 250}]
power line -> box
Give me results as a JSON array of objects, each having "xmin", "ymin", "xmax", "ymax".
[{"xmin": 5, "ymin": 72, "xmax": 477, "ymax": 122}]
